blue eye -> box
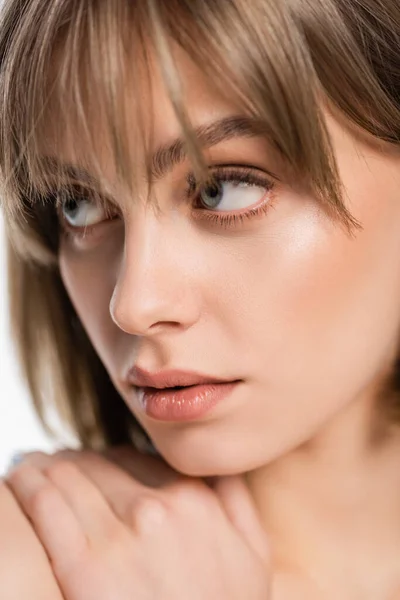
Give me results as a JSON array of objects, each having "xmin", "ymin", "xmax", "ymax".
[
  {"xmin": 189, "ymin": 166, "xmax": 278, "ymax": 228},
  {"xmin": 199, "ymin": 176, "xmax": 270, "ymax": 212},
  {"xmin": 200, "ymin": 181, "xmax": 223, "ymax": 208},
  {"xmin": 61, "ymin": 195, "xmax": 107, "ymax": 228},
  {"xmin": 54, "ymin": 185, "xmax": 120, "ymax": 233}
]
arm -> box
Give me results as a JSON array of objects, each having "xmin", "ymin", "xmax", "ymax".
[{"xmin": 0, "ymin": 480, "xmax": 64, "ymax": 600}]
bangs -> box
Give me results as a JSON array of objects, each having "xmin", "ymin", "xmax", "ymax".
[{"xmin": 0, "ymin": 0, "xmax": 362, "ymax": 265}]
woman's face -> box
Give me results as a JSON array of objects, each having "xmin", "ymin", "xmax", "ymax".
[{"xmin": 57, "ymin": 49, "xmax": 400, "ymax": 476}]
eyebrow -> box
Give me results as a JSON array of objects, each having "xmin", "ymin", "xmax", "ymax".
[
  {"xmin": 151, "ymin": 115, "xmax": 270, "ymax": 179},
  {"xmin": 43, "ymin": 115, "xmax": 274, "ymax": 186}
]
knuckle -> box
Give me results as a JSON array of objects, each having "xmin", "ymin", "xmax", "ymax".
[
  {"xmin": 20, "ymin": 451, "xmax": 48, "ymax": 463},
  {"xmin": 6, "ymin": 464, "xmax": 63, "ymax": 518},
  {"xmin": 43, "ymin": 460, "xmax": 79, "ymax": 483},
  {"xmin": 55, "ymin": 448, "xmax": 91, "ymax": 461},
  {"xmin": 128, "ymin": 494, "xmax": 169, "ymax": 534},
  {"xmin": 28, "ymin": 485, "xmax": 58, "ymax": 517},
  {"xmin": 8, "ymin": 452, "xmax": 48, "ymax": 472},
  {"xmin": 164, "ymin": 479, "xmax": 214, "ymax": 515},
  {"xmin": 6, "ymin": 462, "xmax": 31, "ymax": 481},
  {"xmin": 54, "ymin": 449, "xmax": 79, "ymax": 461}
]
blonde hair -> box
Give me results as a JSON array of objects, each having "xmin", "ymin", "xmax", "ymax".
[{"xmin": 0, "ymin": 0, "xmax": 399, "ymax": 450}]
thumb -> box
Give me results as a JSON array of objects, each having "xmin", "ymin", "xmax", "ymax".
[{"xmin": 212, "ymin": 474, "xmax": 270, "ymax": 565}]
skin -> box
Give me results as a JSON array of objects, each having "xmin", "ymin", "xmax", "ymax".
[
  {"xmin": 5, "ymin": 46, "xmax": 400, "ymax": 598},
  {"xmin": 4, "ymin": 447, "xmax": 271, "ymax": 599},
  {"xmin": 0, "ymin": 483, "xmax": 64, "ymax": 600}
]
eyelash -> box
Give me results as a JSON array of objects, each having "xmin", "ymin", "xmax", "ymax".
[
  {"xmin": 188, "ymin": 165, "xmax": 276, "ymax": 228},
  {"xmin": 53, "ymin": 165, "xmax": 277, "ymax": 239},
  {"xmin": 54, "ymin": 187, "xmax": 117, "ymax": 241}
]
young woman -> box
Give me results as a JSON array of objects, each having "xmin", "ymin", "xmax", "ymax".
[{"xmin": 1, "ymin": 0, "xmax": 400, "ymax": 597}]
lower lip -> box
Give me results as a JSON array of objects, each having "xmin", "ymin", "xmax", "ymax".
[{"xmin": 137, "ymin": 382, "xmax": 239, "ymax": 421}]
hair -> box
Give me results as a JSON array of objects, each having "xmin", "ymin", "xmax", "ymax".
[{"xmin": 0, "ymin": 0, "xmax": 399, "ymax": 451}]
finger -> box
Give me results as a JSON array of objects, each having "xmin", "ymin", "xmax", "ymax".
[
  {"xmin": 56, "ymin": 448, "xmax": 148, "ymax": 493},
  {"xmin": 102, "ymin": 445, "xmax": 183, "ymax": 488},
  {"xmin": 12, "ymin": 450, "xmax": 53, "ymax": 468},
  {"xmin": 52, "ymin": 449, "xmax": 155, "ymax": 523},
  {"xmin": 213, "ymin": 474, "xmax": 270, "ymax": 565},
  {"xmin": 5, "ymin": 464, "xmax": 88, "ymax": 564},
  {"xmin": 19, "ymin": 449, "xmax": 166, "ymax": 527},
  {"xmin": 44, "ymin": 459, "xmax": 122, "ymax": 541},
  {"xmin": 11, "ymin": 453, "xmax": 120, "ymax": 543}
]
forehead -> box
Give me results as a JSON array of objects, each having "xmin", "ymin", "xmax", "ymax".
[
  {"xmin": 36, "ymin": 37, "xmax": 395, "ymax": 216},
  {"xmin": 39, "ymin": 44, "xmax": 248, "ymax": 188}
]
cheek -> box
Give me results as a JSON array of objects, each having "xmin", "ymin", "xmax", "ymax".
[
  {"xmin": 222, "ymin": 172, "xmax": 400, "ymax": 405},
  {"xmin": 58, "ymin": 240, "xmax": 121, "ymax": 365}
]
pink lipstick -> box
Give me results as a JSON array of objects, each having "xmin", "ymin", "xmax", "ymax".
[
  {"xmin": 137, "ymin": 382, "xmax": 238, "ymax": 421},
  {"xmin": 126, "ymin": 367, "xmax": 240, "ymax": 422}
]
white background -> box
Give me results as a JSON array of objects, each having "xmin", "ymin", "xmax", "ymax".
[{"xmin": 0, "ymin": 214, "xmax": 71, "ymax": 475}]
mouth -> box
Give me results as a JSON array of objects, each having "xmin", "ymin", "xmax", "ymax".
[
  {"xmin": 126, "ymin": 365, "xmax": 239, "ymax": 390},
  {"xmin": 153, "ymin": 384, "xmax": 195, "ymax": 391},
  {"xmin": 135, "ymin": 380, "xmax": 241, "ymax": 422}
]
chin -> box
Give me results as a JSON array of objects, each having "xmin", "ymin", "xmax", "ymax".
[{"xmin": 159, "ymin": 448, "xmax": 268, "ymax": 479}]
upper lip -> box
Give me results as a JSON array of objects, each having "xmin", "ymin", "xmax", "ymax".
[{"xmin": 126, "ymin": 366, "xmax": 237, "ymax": 389}]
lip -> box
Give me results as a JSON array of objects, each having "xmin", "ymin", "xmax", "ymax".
[
  {"xmin": 136, "ymin": 381, "xmax": 239, "ymax": 422},
  {"xmin": 126, "ymin": 366, "xmax": 235, "ymax": 390}
]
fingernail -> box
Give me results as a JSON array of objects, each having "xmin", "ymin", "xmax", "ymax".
[{"xmin": 5, "ymin": 451, "xmax": 26, "ymax": 476}]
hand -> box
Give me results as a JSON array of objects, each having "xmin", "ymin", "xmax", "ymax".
[
  {"xmin": 0, "ymin": 480, "xmax": 64, "ymax": 600},
  {"xmin": 5, "ymin": 446, "xmax": 271, "ymax": 600}
]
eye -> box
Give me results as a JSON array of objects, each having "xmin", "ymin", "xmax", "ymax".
[
  {"xmin": 188, "ymin": 166, "xmax": 277, "ymax": 228},
  {"xmin": 61, "ymin": 194, "xmax": 108, "ymax": 228},
  {"xmin": 199, "ymin": 178, "xmax": 267, "ymax": 212},
  {"xmin": 54, "ymin": 185, "xmax": 119, "ymax": 235}
]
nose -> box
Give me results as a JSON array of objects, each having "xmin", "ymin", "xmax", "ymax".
[{"xmin": 110, "ymin": 215, "xmax": 200, "ymax": 337}]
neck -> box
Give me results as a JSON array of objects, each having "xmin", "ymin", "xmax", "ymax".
[{"xmin": 245, "ymin": 390, "xmax": 400, "ymax": 599}]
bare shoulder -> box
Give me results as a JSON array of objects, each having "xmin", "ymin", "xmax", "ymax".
[{"xmin": 0, "ymin": 480, "xmax": 63, "ymax": 600}]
